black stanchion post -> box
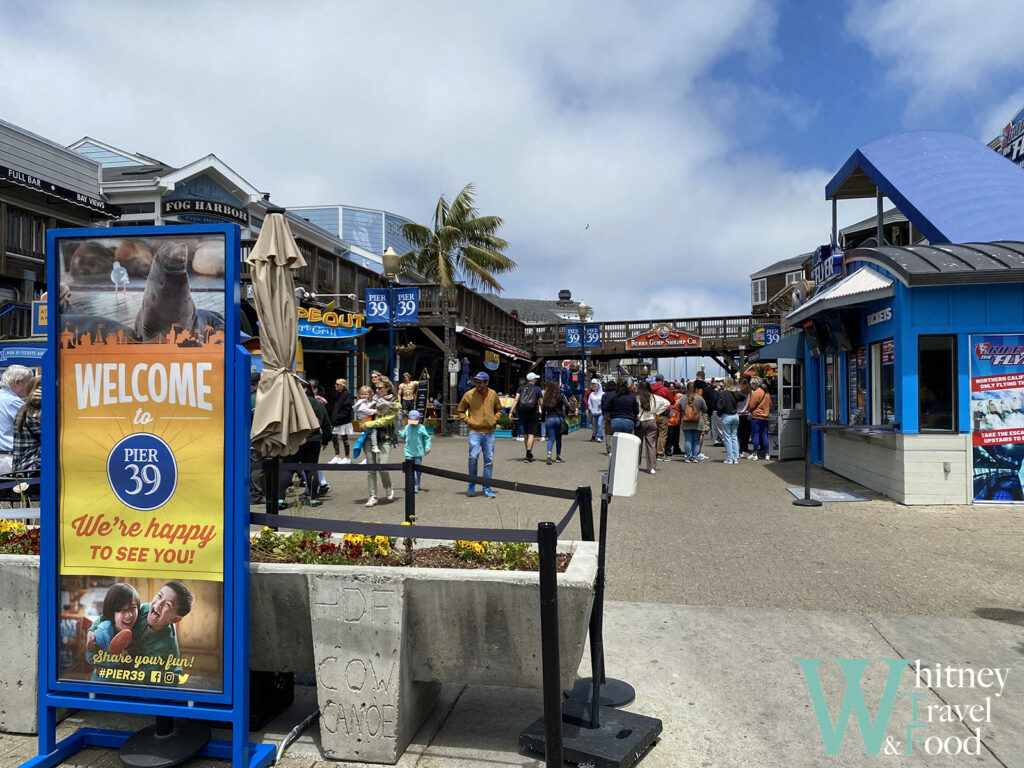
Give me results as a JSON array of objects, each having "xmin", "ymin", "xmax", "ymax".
[
  {"xmin": 577, "ymin": 485, "xmax": 595, "ymax": 542},
  {"xmin": 403, "ymin": 459, "xmax": 416, "ymax": 523},
  {"xmin": 793, "ymin": 421, "xmax": 822, "ymax": 507},
  {"xmin": 264, "ymin": 457, "xmax": 279, "ymax": 525},
  {"xmin": 538, "ymin": 521, "xmax": 563, "ymax": 768}
]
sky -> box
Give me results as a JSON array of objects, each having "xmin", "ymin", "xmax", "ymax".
[{"xmin": 2, "ymin": 0, "xmax": 1023, "ymax": 323}]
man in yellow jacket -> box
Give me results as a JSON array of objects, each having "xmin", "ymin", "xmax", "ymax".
[{"xmin": 456, "ymin": 371, "xmax": 503, "ymax": 498}]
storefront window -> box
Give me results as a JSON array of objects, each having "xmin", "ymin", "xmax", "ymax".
[
  {"xmin": 918, "ymin": 335, "xmax": 956, "ymax": 431},
  {"xmin": 848, "ymin": 347, "xmax": 867, "ymax": 424},
  {"xmin": 871, "ymin": 340, "xmax": 896, "ymax": 425}
]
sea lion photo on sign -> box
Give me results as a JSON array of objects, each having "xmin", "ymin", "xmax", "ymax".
[
  {"xmin": 114, "ymin": 239, "xmax": 153, "ymax": 277},
  {"xmin": 66, "ymin": 241, "xmax": 115, "ymax": 278},
  {"xmin": 134, "ymin": 241, "xmax": 200, "ymax": 342}
]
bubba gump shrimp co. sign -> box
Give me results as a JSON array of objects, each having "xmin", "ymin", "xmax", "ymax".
[{"xmin": 625, "ymin": 324, "xmax": 701, "ymax": 350}]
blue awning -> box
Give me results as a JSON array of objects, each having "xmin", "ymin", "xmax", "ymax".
[{"xmin": 826, "ymin": 131, "xmax": 1024, "ymax": 245}]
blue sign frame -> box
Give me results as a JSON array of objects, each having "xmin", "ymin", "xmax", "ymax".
[{"xmin": 26, "ymin": 224, "xmax": 273, "ymax": 767}]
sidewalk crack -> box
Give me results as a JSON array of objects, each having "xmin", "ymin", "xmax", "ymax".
[
  {"xmin": 413, "ymin": 684, "xmax": 468, "ymax": 767},
  {"xmin": 863, "ymin": 614, "xmax": 1009, "ymax": 768}
]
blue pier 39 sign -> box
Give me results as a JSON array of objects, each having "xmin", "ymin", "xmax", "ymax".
[{"xmin": 365, "ymin": 287, "xmax": 419, "ymax": 324}]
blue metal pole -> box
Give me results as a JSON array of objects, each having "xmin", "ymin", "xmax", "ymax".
[{"xmin": 389, "ymin": 283, "xmax": 397, "ymax": 382}]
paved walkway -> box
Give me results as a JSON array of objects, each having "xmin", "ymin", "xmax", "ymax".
[{"xmin": 3, "ymin": 430, "xmax": 1023, "ymax": 766}]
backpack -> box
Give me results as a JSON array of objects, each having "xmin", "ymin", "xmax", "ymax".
[
  {"xmin": 683, "ymin": 397, "xmax": 700, "ymax": 422},
  {"xmin": 519, "ymin": 384, "xmax": 538, "ymax": 409},
  {"xmin": 667, "ymin": 396, "xmax": 681, "ymax": 426}
]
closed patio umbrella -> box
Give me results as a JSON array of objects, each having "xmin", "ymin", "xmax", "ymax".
[{"xmin": 247, "ymin": 209, "xmax": 318, "ymax": 456}]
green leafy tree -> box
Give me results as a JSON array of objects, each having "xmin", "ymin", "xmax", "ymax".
[{"xmin": 399, "ymin": 183, "xmax": 516, "ymax": 292}]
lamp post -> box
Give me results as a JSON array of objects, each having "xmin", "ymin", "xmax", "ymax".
[
  {"xmin": 381, "ymin": 247, "xmax": 400, "ymax": 383},
  {"xmin": 577, "ymin": 301, "xmax": 588, "ymax": 427}
]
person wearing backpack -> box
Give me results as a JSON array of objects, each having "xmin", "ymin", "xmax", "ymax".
[
  {"xmin": 716, "ymin": 377, "xmax": 741, "ymax": 464},
  {"xmin": 747, "ymin": 377, "xmax": 773, "ymax": 461},
  {"xmin": 511, "ymin": 372, "xmax": 543, "ymax": 462},
  {"xmin": 677, "ymin": 382, "xmax": 706, "ymax": 462},
  {"xmin": 665, "ymin": 384, "xmax": 682, "ymax": 457}
]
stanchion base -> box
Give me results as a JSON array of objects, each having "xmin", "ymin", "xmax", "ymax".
[
  {"xmin": 520, "ymin": 701, "xmax": 662, "ymax": 768},
  {"xmin": 792, "ymin": 498, "xmax": 823, "ymax": 507},
  {"xmin": 120, "ymin": 719, "xmax": 211, "ymax": 768},
  {"xmin": 563, "ymin": 676, "xmax": 636, "ymax": 708}
]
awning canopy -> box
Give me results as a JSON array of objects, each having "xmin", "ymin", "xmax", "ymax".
[
  {"xmin": 455, "ymin": 325, "xmax": 532, "ymax": 361},
  {"xmin": 845, "ymin": 241, "xmax": 1024, "ymax": 286},
  {"xmin": 748, "ymin": 331, "xmax": 803, "ymax": 362},
  {"xmin": 826, "ymin": 131, "xmax": 1024, "ymax": 245},
  {"xmin": 787, "ymin": 267, "xmax": 894, "ymax": 325}
]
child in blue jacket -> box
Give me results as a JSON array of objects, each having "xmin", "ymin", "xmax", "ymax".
[{"xmin": 398, "ymin": 410, "xmax": 431, "ymax": 492}]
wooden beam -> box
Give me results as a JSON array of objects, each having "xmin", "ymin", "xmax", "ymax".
[{"xmin": 420, "ymin": 326, "xmax": 446, "ymax": 351}]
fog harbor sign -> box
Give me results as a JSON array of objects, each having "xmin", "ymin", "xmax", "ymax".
[{"xmin": 162, "ymin": 199, "xmax": 249, "ymax": 226}]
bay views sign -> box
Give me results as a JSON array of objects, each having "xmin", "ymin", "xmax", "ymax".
[{"xmin": 162, "ymin": 198, "xmax": 249, "ymax": 226}]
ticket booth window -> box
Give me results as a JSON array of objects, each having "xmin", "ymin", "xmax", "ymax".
[
  {"xmin": 918, "ymin": 335, "xmax": 956, "ymax": 432},
  {"xmin": 824, "ymin": 353, "xmax": 840, "ymax": 422},
  {"xmin": 871, "ymin": 340, "xmax": 896, "ymax": 425},
  {"xmin": 848, "ymin": 347, "xmax": 867, "ymax": 424}
]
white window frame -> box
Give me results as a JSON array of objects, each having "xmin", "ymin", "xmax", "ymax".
[
  {"xmin": 785, "ymin": 270, "xmax": 804, "ymax": 286},
  {"xmin": 751, "ymin": 278, "xmax": 767, "ymax": 305}
]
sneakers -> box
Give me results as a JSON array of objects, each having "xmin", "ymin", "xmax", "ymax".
[
  {"xmin": 547, "ymin": 453, "xmax": 553, "ymax": 465},
  {"xmin": 525, "ymin": 451, "xmax": 534, "ymax": 462},
  {"xmin": 483, "ymin": 487, "xmax": 495, "ymax": 499},
  {"xmin": 319, "ymin": 484, "xmax": 332, "ymax": 495},
  {"xmin": 750, "ymin": 454, "xmax": 759, "ymax": 461},
  {"xmin": 647, "ymin": 468, "xmax": 656, "ymax": 474},
  {"xmin": 698, "ymin": 453, "xmax": 709, "ymax": 461},
  {"xmin": 555, "ymin": 456, "xmax": 564, "ymax": 463},
  {"xmin": 516, "ymin": 436, "xmax": 525, "ymax": 442},
  {"xmin": 739, "ymin": 452, "xmax": 747, "ymax": 459},
  {"xmin": 414, "ymin": 485, "xmax": 420, "ymax": 493},
  {"xmin": 596, "ymin": 437, "xmax": 603, "ymax": 443},
  {"xmin": 371, "ymin": 446, "xmax": 380, "ymax": 453},
  {"xmin": 386, "ymin": 488, "xmax": 395, "ymax": 501},
  {"xmin": 339, "ymin": 457, "xmax": 352, "ymax": 464},
  {"xmin": 309, "ymin": 498, "xmax": 323, "ymax": 507},
  {"xmin": 467, "ymin": 485, "xmax": 476, "ymax": 497},
  {"xmin": 365, "ymin": 496, "xmax": 378, "ymax": 507}
]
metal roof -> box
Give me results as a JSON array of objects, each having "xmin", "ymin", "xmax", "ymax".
[
  {"xmin": 750, "ymin": 252, "xmax": 811, "ymax": 280},
  {"xmin": 787, "ymin": 267, "xmax": 894, "ymax": 325},
  {"xmin": 826, "ymin": 131, "xmax": 1024, "ymax": 244},
  {"xmin": 839, "ymin": 207, "xmax": 907, "ymax": 237},
  {"xmin": 845, "ymin": 242, "xmax": 1024, "ymax": 287}
]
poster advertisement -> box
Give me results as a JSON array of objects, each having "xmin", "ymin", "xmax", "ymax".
[
  {"xmin": 970, "ymin": 334, "xmax": 1024, "ymax": 503},
  {"xmin": 55, "ymin": 232, "xmax": 226, "ymax": 692}
]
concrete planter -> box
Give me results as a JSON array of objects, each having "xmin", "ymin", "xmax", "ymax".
[
  {"xmin": 1, "ymin": 541, "xmax": 598, "ymax": 764},
  {"xmin": 249, "ymin": 539, "xmax": 597, "ymax": 763}
]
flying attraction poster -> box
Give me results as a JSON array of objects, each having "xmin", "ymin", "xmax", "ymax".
[
  {"xmin": 55, "ymin": 232, "xmax": 227, "ymax": 692},
  {"xmin": 969, "ymin": 334, "xmax": 1024, "ymax": 504}
]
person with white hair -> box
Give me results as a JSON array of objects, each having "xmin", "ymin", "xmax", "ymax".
[{"xmin": 0, "ymin": 365, "xmax": 33, "ymax": 475}]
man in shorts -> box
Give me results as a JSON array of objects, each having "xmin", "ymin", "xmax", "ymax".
[{"xmin": 510, "ymin": 372, "xmax": 543, "ymax": 462}]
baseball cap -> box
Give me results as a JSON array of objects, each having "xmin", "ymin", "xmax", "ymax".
[
  {"xmin": 526, "ymin": 372, "xmax": 539, "ymax": 380},
  {"xmin": 473, "ymin": 371, "xmax": 490, "ymax": 382},
  {"xmin": 407, "ymin": 410, "xmax": 421, "ymax": 421}
]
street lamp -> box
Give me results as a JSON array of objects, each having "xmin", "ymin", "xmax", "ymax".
[
  {"xmin": 382, "ymin": 246, "xmax": 401, "ymax": 383},
  {"xmin": 577, "ymin": 301, "xmax": 588, "ymax": 427}
]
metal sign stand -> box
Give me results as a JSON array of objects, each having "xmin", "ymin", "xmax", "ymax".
[{"xmin": 21, "ymin": 224, "xmax": 273, "ymax": 768}]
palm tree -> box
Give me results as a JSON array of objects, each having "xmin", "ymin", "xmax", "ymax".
[
  {"xmin": 400, "ymin": 184, "xmax": 516, "ymax": 434},
  {"xmin": 399, "ymin": 183, "xmax": 516, "ymax": 293}
]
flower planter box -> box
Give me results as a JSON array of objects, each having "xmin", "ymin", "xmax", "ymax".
[
  {"xmin": 1, "ymin": 540, "xmax": 598, "ymax": 764},
  {"xmin": 493, "ymin": 429, "xmax": 514, "ymax": 438}
]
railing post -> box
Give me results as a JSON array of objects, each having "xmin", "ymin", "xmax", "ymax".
[{"xmin": 403, "ymin": 459, "xmax": 416, "ymax": 523}]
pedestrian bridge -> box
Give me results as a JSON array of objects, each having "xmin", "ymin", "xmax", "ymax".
[{"xmin": 526, "ymin": 314, "xmax": 781, "ymax": 369}]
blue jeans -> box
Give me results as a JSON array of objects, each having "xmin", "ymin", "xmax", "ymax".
[
  {"xmin": 751, "ymin": 418, "xmax": 769, "ymax": 455},
  {"xmin": 545, "ymin": 416, "xmax": 563, "ymax": 455},
  {"xmin": 410, "ymin": 455, "xmax": 423, "ymax": 489},
  {"xmin": 683, "ymin": 429, "xmax": 700, "ymax": 459},
  {"xmin": 590, "ymin": 413, "xmax": 604, "ymax": 440},
  {"xmin": 721, "ymin": 413, "xmax": 739, "ymax": 461},
  {"xmin": 467, "ymin": 431, "xmax": 495, "ymax": 491},
  {"xmin": 610, "ymin": 417, "xmax": 634, "ymax": 438}
]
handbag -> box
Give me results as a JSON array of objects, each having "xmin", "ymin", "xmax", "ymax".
[{"xmin": 560, "ymin": 417, "xmax": 569, "ymax": 436}]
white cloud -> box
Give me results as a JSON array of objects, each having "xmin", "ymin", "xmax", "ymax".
[
  {"xmin": 846, "ymin": 0, "xmax": 1024, "ymax": 112},
  {"xmin": 1, "ymin": 0, "xmax": 841, "ymax": 320}
]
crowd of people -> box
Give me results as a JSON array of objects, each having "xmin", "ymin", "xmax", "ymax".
[{"xmin": 0, "ymin": 364, "xmax": 43, "ymax": 492}]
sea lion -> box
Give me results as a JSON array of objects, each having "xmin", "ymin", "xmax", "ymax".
[
  {"xmin": 66, "ymin": 242, "xmax": 114, "ymax": 278},
  {"xmin": 134, "ymin": 242, "xmax": 199, "ymax": 342},
  {"xmin": 114, "ymin": 239, "xmax": 153, "ymax": 278},
  {"xmin": 191, "ymin": 240, "xmax": 225, "ymax": 276}
]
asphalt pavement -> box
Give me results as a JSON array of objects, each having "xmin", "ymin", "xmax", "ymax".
[{"xmin": 3, "ymin": 428, "xmax": 1023, "ymax": 767}]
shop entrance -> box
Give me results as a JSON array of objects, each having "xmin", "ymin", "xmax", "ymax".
[{"xmin": 777, "ymin": 358, "xmax": 805, "ymax": 460}]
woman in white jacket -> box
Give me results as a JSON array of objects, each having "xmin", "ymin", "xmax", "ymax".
[
  {"xmin": 636, "ymin": 382, "xmax": 670, "ymax": 474},
  {"xmin": 586, "ymin": 380, "xmax": 605, "ymax": 442}
]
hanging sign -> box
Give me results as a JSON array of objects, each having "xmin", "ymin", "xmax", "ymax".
[
  {"xmin": 584, "ymin": 323, "xmax": 601, "ymax": 348},
  {"xmin": 365, "ymin": 287, "xmax": 419, "ymax": 324},
  {"xmin": 625, "ymin": 324, "xmax": 700, "ymax": 350},
  {"xmin": 565, "ymin": 324, "xmax": 582, "ymax": 348},
  {"xmin": 52, "ymin": 228, "xmax": 235, "ymax": 697},
  {"xmin": 749, "ymin": 324, "xmax": 781, "ymax": 347},
  {"xmin": 296, "ymin": 307, "xmax": 368, "ymax": 339},
  {"xmin": 970, "ymin": 335, "xmax": 1024, "ymax": 503},
  {"xmin": 483, "ymin": 350, "xmax": 500, "ymax": 371}
]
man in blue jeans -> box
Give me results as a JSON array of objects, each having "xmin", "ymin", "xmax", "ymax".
[{"xmin": 456, "ymin": 371, "xmax": 503, "ymax": 498}]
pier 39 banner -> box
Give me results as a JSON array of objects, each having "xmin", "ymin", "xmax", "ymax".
[{"xmin": 56, "ymin": 232, "xmax": 226, "ymax": 693}]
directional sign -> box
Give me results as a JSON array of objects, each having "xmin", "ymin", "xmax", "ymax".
[
  {"xmin": 565, "ymin": 324, "xmax": 582, "ymax": 348},
  {"xmin": 584, "ymin": 323, "xmax": 601, "ymax": 348},
  {"xmin": 365, "ymin": 287, "xmax": 419, "ymax": 324}
]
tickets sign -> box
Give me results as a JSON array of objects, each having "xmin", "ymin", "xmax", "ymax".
[
  {"xmin": 625, "ymin": 325, "xmax": 701, "ymax": 350},
  {"xmin": 54, "ymin": 230, "xmax": 228, "ymax": 694}
]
